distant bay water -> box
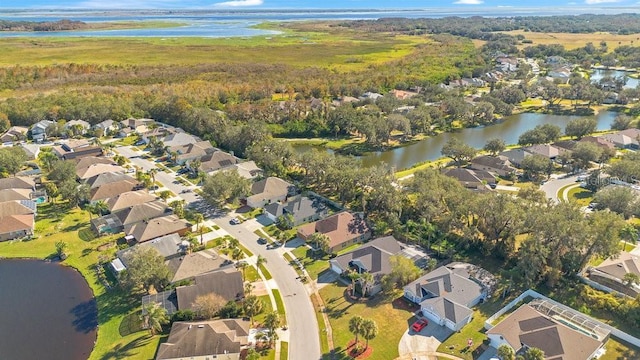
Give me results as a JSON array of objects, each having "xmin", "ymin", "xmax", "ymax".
[{"xmin": 0, "ymin": 7, "xmax": 638, "ymax": 38}]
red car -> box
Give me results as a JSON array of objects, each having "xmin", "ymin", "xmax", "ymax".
[{"xmin": 411, "ymin": 318, "xmax": 429, "ymax": 332}]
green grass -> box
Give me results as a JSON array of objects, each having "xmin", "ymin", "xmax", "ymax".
[
  {"xmin": 0, "ymin": 203, "xmax": 161, "ymax": 360},
  {"xmin": 291, "ymin": 245, "xmax": 330, "ymax": 280},
  {"xmin": 310, "ymin": 294, "xmax": 331, "ymax": 358},
  {"xmin": 263, "ymin": 224, "xmax": 297, "ymax": 242},
  {"xmin": 601, "ymin": 338, "xmax": 640, "ymax": 360},
  {"xmin": 272, "ymin": 289, "xmax": 286, "ymax": 318},
  {"xmin": 244, "ymin": 265, "xmax": 261, "ymax": 283},
  {"xmin": 259, "ymin": 262, "xmax": 273, "ymax": 280},
  {"xmin": 113, "ymin": 136, "xmax": 137, "ymax": 147},
  {"xmin": 283, "ymin": 252, "xmax": 294, "ymax": 263},
  {"xmin": 254, "ymin": 295, "xmax": 274, "ymax": 326},
  {"xmin": 279, "ymin": 341, "xmax": 289, "ymax": 360},
  {"xmin": 567, "ymin": 186, "xmax": 594, "ymax": 206},
  {"xmin": 319, "ymin": 283, "xmax": 415, "ymax": 360},
  {"xmin": 239, "ymin": 243, "xmax": 254, "ymax": 257}
]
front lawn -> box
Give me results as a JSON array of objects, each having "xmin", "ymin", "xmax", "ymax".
[
  {"xmin": 291, "ymin": 245, "xmax": 330, "ymax": 280},
  {"xmin": 0, "ymin": 203, "xmax": 161, "ymax": 360},
  {"xmin": 319, "ymin": 283, "xmax": 415, "ymax": 360},
  {"xmin": 244, "ymin": 265, "xmax": 261, "ymax": 283},
  {"xmin": 567, "ymin": 186, "xmax": 593, "ymax": 206}
]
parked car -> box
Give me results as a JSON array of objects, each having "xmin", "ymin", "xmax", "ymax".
[
  {"xmin": 177, "ymin": 168, "xmax": 189, "ymax": 174},
  {"xmin": 411, "ymin": 318, "xmax": 429, "ymax": 332},
  {"xmin": 257, "ymin": 238, "xmax": 267, "ymax": 245},
  {"xmin": 230, "ymin": 218, "xmax": 242, "ymax": 225},
  {"xmin": 181, "ymin": 189, "xmax": 192, "ymax": 193}
]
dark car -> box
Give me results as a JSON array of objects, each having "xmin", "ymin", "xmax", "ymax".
[
  {"xmin": 411, "ymin": 318, "xmax": 429, "ymax": 332},
  {"xmin": 257, "ymin": 238, "xmax": 267, "ymax": 245}
]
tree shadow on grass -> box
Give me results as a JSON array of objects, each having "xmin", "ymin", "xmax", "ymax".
[
  {"xmin": 82, "ymin": 248, "xmax": 94, "ymax": 257},
  {"xmin": 119, "ymin": 312, "xmax": 144, "ymax": 337},
  {"xmin": 63, "ymin": 222, "xmax": 87, "ymax": 233},
  {"xmin": 325, "ymin": 346, "xmax": 352, "ymax": 360},
  {"xmin": 96, "ymin": 289, "xmax": 141, "ymax": 325},
  {"xmin": 100, "ymin": 334, "xmax": 153, "ymax": 360},
  {"xmin": 79, "ymin": 228, "xmax": 96, "ymax": 242}
]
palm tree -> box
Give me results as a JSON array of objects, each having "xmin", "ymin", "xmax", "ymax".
[
  {"xmin": 347, "ymin": 270, "xmax": 361, "ymax": 297},
  {"xmin": 231, "ymin": 248, "xmax": 244, "ymax": 261},
  {"xmin": 523, "ymin": 347, "xmax": 545, "ymax": 360},
  {"xmin": 236, "ymin": 261, "xmax": 248, "ymax": 281},
  {"xmin": 256, "ymin": 254, "xmax": 267, "ymax": 269},
  {"xmin": 360, "ymin": 272, "xmax": 375, "ymax": 297},
  {"xmin": 244, "ymin": 282, "xmax": 254, "ymax": 296},
  {"xmin": 158, "ymin": 190, "xmax": 172, "ymax": 203},
  {"xmin": 147, "ymin": 168, "xmax": 158, "ymax": 192},
  {"xmin": 55, "ymin": 241, "xmax": 67, "ymax": 259},
  {"xmin": 140, "ymin": 302, "xmax": 169, "ymax": 336},
  {"xmin": 263, "ymin": 311, "xmax": 280, "ymax": 347},
  {"xmin": 169, "ymin": 199, "xmax": 186, "ymax": 218},
  {"xmin": 361, "ymin": 318, "xmax": 378, "ymax": 350},
  {"xmin": 242, "ymin": 295, "xmax": 264, "ymax": 326},
  {"xmin": 497, "ymin": 344, "xmax": 516, "ymax": 360},
  {"xmin": 194, "ymin": 213, "xmax": 204, "ymax": 245},
  {"xmin": 348, "ymin": 315, "xmax": 364, "ymax": 348},
  {"xmin": 620, "ymin": 224, "xmax": 637, "ymax": 252}
]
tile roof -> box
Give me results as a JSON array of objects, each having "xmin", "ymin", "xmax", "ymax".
[
  {"xmin": 298, "ymin": 212, "xmax": 371, "ymax": 249},
  {"xmin": 156, "ymin": 319, "xmax": 250, "ymax": 360},
  {"xmin": 487, "ymin": 305, "xmax": 604, "ymax": 360}
]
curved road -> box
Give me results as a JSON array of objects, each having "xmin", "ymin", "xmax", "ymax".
[
  {"xmin": 540, "ymin": 174, "xmax": 579, "ymax": 203},
  {"xmin": 214, "ymin": 214, "xmax": 322, "ymax": 360}
]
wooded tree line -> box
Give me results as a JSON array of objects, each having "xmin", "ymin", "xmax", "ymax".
[{"xmin": 0, "ymin": 19, "xmax": 87, "ymax": 32}]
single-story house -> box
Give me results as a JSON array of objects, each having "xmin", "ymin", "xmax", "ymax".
[
  {"xmin": 19, "ymin": 143, "xmax": 40, "ymax": 160},
  {"xmin": 75, "ymin": 156, "xmax": 116, "ymax": 170},
  {"xmin": 110, "ymin": 233, "xmax": 187, "ymax": 273},
  {"xmin": 579, "ymin": 136, "xmax": 616, "ymax": 151},
  {"xmin": 297, "ymin": 211, "xmax": 372, "ymax": 253},
  {"xmin": 124, "ymin": 214, "xmax": 191, "ymax": 243},
  {"xmin": 89, "ymin": 179, "xmax": 140, "ymax": 202},
  {"xmin": 0, "ymin": 188, "xmax": 32, "ymax": 202},
  {"xmin": 589, "ymin": 251, "xmax": 640, "ymax": 296},
  {"xmin": 442, "ymin": 168, "xmax": 495, "ymax": 191},
  {"xmin": 469, "ymin": 155, "xmax": 516, "ymax": 177},
  {"xmin": 264, "ymin": 196, "xmax": 327, "ymax": 226},
  {"xmin": 600, "ymin": 133, "xmax": 639, "ymax": 150},
  {"xmin": 523, "ymin": 144, "xmax": 561, "ymax": 160},
  {"xmin": 487, "ymin": 304, "xmax": 607, "ymax": 360},
  {"xmin": 106, "ymin": 190, "xmax": 157, "ymax": 212},
  {"xmin": 404, "ymin": 264, "xmax": 487, "ymax": 331},
  {"xmin": 390, "ymin": 89, "xmax": 418, "ymax": 100},
  {"xmin": 57, "ymin": 145, "xmax": 103, "ymax": 161},
  {"xmin": 30, "ymin": 120, "xmax": 55, "ymax": 142},
  {"xmin": 92, "ymin": 119, "xmax": 119, "ymax": 135},
  {"xmin": 246, "ymin": 177, "xmax": 295, "ymax": 209},
  {"xmin": 76, "ymin": 163, "xmax": 126, "ymax": 180},
  {"xmin": 176, "ymin": 267, "xmax": 244, "ymax": 308},
  {"xmin": 500, "ymin": 148, "xmax": 532, "ymax": 167},
  {"xmin": 63, "ymin": 120, "xmax": 90, "ymax": 135},
  {"xmin": 92, "ymin": 200, "xmax": 171, "ymax": 234},
  {"xmin": 617, "ymin": 128, "xmax": 640, "ymax": 140},
  {"xmin": 196, "ymin": 150, "xmax": 239, "ymax": 174},
  {"xmin": 220, "ymin": 161, "xmax": 263, "ymax": 179},
  {"xmin": 168, "ymin": 250, "xmax": 234, "ymax": 283},
  {"xmin": 0, "ymin": 214, "xmax": 34, "ymax": 241},
  {"xmin": 163, "ymin": 132, "xmax": 200, "ymax": 148},
  {"xmin": 85, "ymin": 172, "xmax": 137, "ymax": 189},
  {"xmin": 359, "ymin": 92, "xmax": 384, "ymax": 101},
  {"xmin": 120, "ymin": 118, "xmax": 155, "ymax": 134},
  {"xmin": 552, "ymin": 140, "xmax": 577, "ymax": 153},
  {"xmin": 155, "ymin": 319, "xmax": 250, "ymax": 360},
  {"xmin": 141, "ymin": 126, "xmax": 175, "ymax": 145},
  {"xmin": 329, "ymin": 236, "xmax": 404, "ymax": 295},
  {"xmin": 0, "ymin": 200, "xmax": 36, "ymax": 217},
  {"xmin": 0, "ymin": 126, "xmax": 28, "ymax": 143},
  {"xmin": 169, "ymin": 141, "xmax": 215, "ymax": 165},
  {"xmin": 0, "ymin": 176, "xmax": 35, "ymax": 191}
]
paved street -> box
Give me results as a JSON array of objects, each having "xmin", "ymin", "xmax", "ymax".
[
  {"xmin": 214, "ymin": 214, "xmax": 322, "ymax": 360},
  {"xmin": 540, "ymin": 174, "xmax": 579, "ymax": 203}
]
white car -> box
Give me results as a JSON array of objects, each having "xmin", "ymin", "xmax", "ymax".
[{"xmin": 230, "ymin": 218, "xmax": 241, "ymax": 225}]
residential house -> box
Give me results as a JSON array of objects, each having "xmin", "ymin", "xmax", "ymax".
[
  {"xmin": 92, "ymin": 119, "xmax": 119, "ymax": 135},
  {"xmin": 109, "ymin": 233, "xmax": 186, "ymax": 273},
  {"xmin": 0, "ymin": 214, "xmax": 34, "ymax": 241},
  {"xmin": 117, "ymin": 127, "xmax": 135, "ymax": 138},
  {"xmin": 390, "ymin": 89, "xmax": 419, "ymax": 100},
  {"xmin": 76, "ymin": 163, "xmax": 126, "ymax": 180},
  {"xmin": 495, "ymin": 56, "xmax": 518, "ymax": 72},
  {"xmin": 30, "ymin": 120, "xmax": 55, "ymax": 142},
  {"xmin": 359, "ymin": 92, "xmax": 384, "ymax": 102},
  {"xmin": 552, "ymin": 140, "xmax": 577, "ymax": 153},
  {"xmin": 524, "ymin": 144, "xmax": 561, "ymax": 160},
  {"xmin": 0, "ymin": 176, "xmax": 35, "ymax": 191},
  {"xmin": 329, "ymin": 236, "xmax": 405, "ymax": 295},
  {"xmin": 297, "ymin": 211, "xmax": 372, "ymax": 253},
  {"xmin": 155, "ymin": 319, "xmax": 250, "ymax": 360},
  {"xmin": 90, "ymin": 214, "xmax": 124, "ymax": 236},
  {"xmin": 63, "ymin": 120, "xmax": 90, "ymax": 135},
  {"xmin": 579, "ymin": 136, "xmax": 616, "ymax": 151},
  {"xmin": 469, "ymin": 155, "xmax": 516, "ymax": 177},
  {"xmin": 601, "ymin": 133, "xmax": 639, "ymax": 150},
  {"xmin": 223, "ymin": 161, "xmax": 263, "ymax": 180},
  {"xmin": 169, "ymin": 141, "xmax": 215, "ymax": 165},
  {"xmin": 588, "ymin": 251, "xmax": 640, "ymax": 296},
  {"xmin": 53, "ymin": 139, "xmax": 103, "ymax": 160},
  {"xmin": 19, "ymin": 143, "xmax": 40, "ymax": 160},
  {"xmin": 264, "ymin": 196, "xmax": 327, "ymax": 226},
  {"xmin": 0, "ymin": 200, "xmax": 37, "ymax": 217},
  {"xmin": 197, "ymin": 150, "xmax": 239, "ymax": 174},
  {"xmin": 548, "ymin": 65, "xmax": 573, "ymax": 82},
  {"xmin": 617, "ymin": 128, "xmax": 640, "ymax": 140},
  {"xmin": 246, "ymin": 177, "xmax": 295, "ymax": 209},
  {"xmin": 85, "ymin": 172, "xmax": 137, "ymax": 189},
  {"xmin": 442, "ymin": 168, "xmax": 495, "ymax": 191},
  {"xmin": 75, "ymin": 156, "xmax": 115, "ymax": 170},
  {"xmin": 106, "ymin": 190, "xmax": 157, "ymax": 212},
  {"xmin": 0, "ymin": 126, "xmax": 28, "ymax": 143},
  {"xmin": 486, "ymin": 304, "xmax": 607, "ymax": 360},
  {"xmin": 168, "ymin": 250, "xmax": 235, "ymax": 282},
  {"xmin": 404, "ymin": 264, "xmax": 487, "ymax": 331},
  {"xmin": 500, "ymin": 148, "xmax": 532, "ymax": 167},
  {"xmin": 124, "ymin": 214, "xmax": 191, "ymax": 243},
  {"xmin": 332, "ymin": 96, "xmax": 360, "ymax": 107},
  {"xmin": 141, "ymin": 126, "xmax": 176, "ymax": 145},
  {"xmin": 0, "ymin": 188, "xmax": 33, "ymax": 202},
  {"xmin": 89, "ymin": 179, "xmax": 141, "ymax": 202},
  {"xmin": 163, "ymin": 132, "xmax": 200, "ymax": 148},
  {"xmin": 120, "ymin": 118, "xmax": 155, "ymax": 134}
]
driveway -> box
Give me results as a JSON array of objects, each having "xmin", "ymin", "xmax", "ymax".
[
  {"xmin": 540, "ymin": 174, "xmax": 579, "ymax": 203},
  {"xmin": 213, "ymin": 213, "xmax": 322, "ymax": 360},
  {"xmin": 398, "ymin": 321, "xmax": 453, "ymax": 360}
]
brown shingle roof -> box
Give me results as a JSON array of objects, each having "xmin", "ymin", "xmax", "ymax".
[
  {"xmin": 486, "ymin": 305, "xmax": 604, "ymax": 360},
  {"xmin": 168, "ymin": 250, "xmax": 232, "ymax": 283},
  {"xmin": 0, "ymin": 201, "xmax": 36, "ymax": 217},
  {"xmin": 595, "ymin": 251, "xmax": 640, "ymax": 280},
  {"xmin": 0, "ymin": 188, "xmax": 32, "ymax": 202},
  {"xmin": 176, "ymin": 267, "xmax": 244, "ymax": 310},
  {"xmin": 125, "ymin": 214, "xmax": 190, "ymax": 243},
  {"xmin": 89, "ymin": 180, "xmax": 139, "ymax": 202},
  {"xmin": 156, "ymin": 319, "xmax": 249, "ymax": 360},
  {"xmin": 76, "ymin": 163, "xmax": 126, "ymax": 180},
  {"xmin": 198, "ymin": 151, "xmax": 239, "ymax": 173},
  {"xmin": 113, "ymin": 200, "xmax": 171, "ymax": 227},
  {"xmin": 106, "ymin": 190, "xmax": 157, "ymax": 212},
  {"xmin": 298, "ymin": 212, "xmax": 371, "ymax": 249},
  {"xmin": 85, "ymin": 172, "xmax": 137, "ymax": 189},
  {"xmin": 0, "ymin": 176, "xmax": 35, "ymax": 191},
  {"xmin": 74, "ymin": 156, "xmax": 115, "ymax": 169},
  {"xmin": 0, "ymin": 214, "xmax": 33, "ymax": 235}
]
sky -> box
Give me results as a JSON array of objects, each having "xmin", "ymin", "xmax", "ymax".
[{"xmin": 2, "ymin": 0, "xmax": 640, "ymax": 9}]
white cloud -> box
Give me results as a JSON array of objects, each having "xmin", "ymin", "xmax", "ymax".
[
  {"xmin": 585, "ymin": 0, "xmax": 620, "ymax": 3},
  {"xmin": 453, "ymin": 0, "xmax": 484, "ymax": 4},
  {"xmin": 214, "ymin": 0, "xmax": 264, "ymax": 6}
]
